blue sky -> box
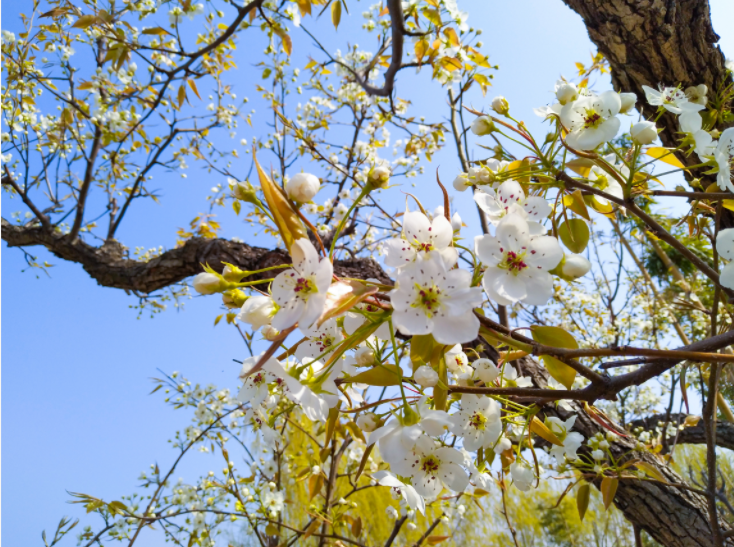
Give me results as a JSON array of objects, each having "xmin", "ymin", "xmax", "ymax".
[{"xmin": 3, "ymin": 1, "xmax": 733, "ymax": 545}]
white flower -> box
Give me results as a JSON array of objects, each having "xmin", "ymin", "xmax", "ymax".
[
  {"xmin": 587, "ymin": 163, "xmax": 624, "ymax": 204},
  {"xmin": 630, "ymin": 121, "xmax": 657, "ymax": 144},
  {"xmin": 502, "ymin": 363, "xmax": 533, "ymax": 388},
  {"xmin": 546, "ymin": 416, "xmax": 584, "ymax": 464},
  {"xmin": 263, "ymin": 358, "xmax": 331, "ymax": 422},
  {"xmin": 453, "ymin": 172, "xmax": 471, "ymax": 192},
  {"xmin": 402, "ymin": 437, "xmax": 469, "ymax": 497},
  {"xmin": 678, "ymin": 102, "xmax": 706, "ymax": 135},
  {"xmin": 560, "ymin": 91, "xmax": 621, "ymax": 150},
  {"xmin": 354, "ymin": 346, "xmax": 376, "ymax": 366},
  {"xmin": 357, "ymin": 412, "xmax": 380, "ymax": 432},
  {"xmin": 474, "ymin": 179, "xmax": 551, "ymax": 230},
  {"xmin": 561, "ymin": 254, "xmax": 591, "ymax": 279},
  {"xmin": 368, "ymin": 164, "xmax": 391, "ymax": 188},
  {"xmin": 450, "ymin": 395, "xmax": 502, "ymax": 451},
  {"xmin": 642, "ymin": 85, "xmax": 688, "ymax": 114},
  {"xmin": 473, "ymin": 358, "xmax": 500, "ymax": 384},
  {"xmin": 237, "ymin": 354, "xmax": 279, "ymax": 406},
  {"xmin": 555, "ymin": 81, "xmax": 579, "ymax": 105},
  {"xmin": 414, "ymin": 365, "xmax": 439, "ymax": 387},
  {"xmin": 716, "ymin": 228, "xmax": 734, "ymax": 289},
  {"xmin": 295, "ymin": 318, "xmax": 343, "ymax": 362},
  {"xmin": 619, "ymin": 92, "xmax": 637, "ymax": 114},
  {"xmin": 475, "ymin": 214, "xmax": 562, "ymax": 306},
  {"xmin": 493, "ymin": 435, "xmax": 512, "ymax": 454},
  {"xmin": 286, "ymin": 172, "xmax": 320, "ymax": 202},
  {"xmin": 271, "ymin": 238, "xmax": 333, "ymax": 330},
  {"xmin": 491, "ymin": 96, "xmax": 509, "ymax": 116},
  {"xmin": 444, "ymin": 345, "xmax": 471, "ymax": 375},
  {"xmin": 685, "ymin": 84, "xmax": 708, "ymax": 105},
  {"xmin": 261, "ymin": 325, "xmax": 280, "ymax": 341},
  {"xmin": 714, "ymin": 127, "xmax": 734, "ymax": 192},
  {"xmin": 471, "ymin": 115, "xmax": 495, "ymax": 136},
  {"xmin": 390, "ymin": 254, "xmax": 483, "ymax": 344},
  {"xmin": 192, "ymin": 272, "xmax": 223, "ymax": 295},
  {"xmin": 510, "ymin": 462, "xmax": 535, "ymax": 491},
  {"xmin": 262, "ymin": 489, "xmax": 285, "ymax": 513},
  {"xmin": 343, "ymin": 308, "xmax": 392, "ymax": 340},
  {"xmin": 384, "ymin": 209, "xmax": 458, "ymax": 268},
  {"xmin": 237, "ymin": 295, "xmax": 275, "ymax": 329},
  {"xmin": 372, "ymin": 471, "xmax": 426, "ymax": 514},
  {"xmin": 591, "ymin": 449, "xmax": 605, "ymax": 460},
  {"xmin": 2, "ymin": 30, "xmax": 16, "ymax": 45}
]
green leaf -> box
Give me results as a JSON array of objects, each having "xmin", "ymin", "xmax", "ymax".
[
  {"xmin": 529, "ymin": 416, "xmax": 563, "ymax": 446},
  {"xmin": 577, "ymin": 483, "xmax": 590, "ymax": 520},
  {"xmin": 331, "ymin": 0, "xmax": 342, "ymax": 29},
  {"xmin": 72, "ymin": 15, "xmax": 97, "ymax": 29},
  {"xmin": 410, "ymin": 334, "xmax": 435, "ymax": 370},
  {"xmin": 601, "ymin": 476, "xmax": 618, "ymax": 510},
  {"xmin": 530, "ymin": 325, "xmax": 578, "ymax": 349},
  {"xmin": 541, "ymin": 356, "xmax": 576, "ymax": 389},
  {"xmin": 558, "ymin": 218, "xmax": 590, "ymax": 253},
  {"xmin": 345, "ymin": 364, "xmax": 402, "ymax": 386},
  {"xmin": 142, "ymin": 27, "xmax": 171, "ymax": 36}
]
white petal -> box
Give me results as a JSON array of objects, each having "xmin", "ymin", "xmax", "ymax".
[
  {"xmin": 432, "ymin": 313, "xmax": 480, "ymax": 345},
  {"xmin": 523, "ymin": 196, "xmax": 552, "ymax": 221},
  {"xmin": 384, "ymin": 238, "xmax": 416, "ymax": 267},
  {"xmin": 402, "ymin": 210, "xmax": 431, "ymax": 243},
  {"xmin": 525, "ymin": 235, "xmax": 563, "ymax": 270},
  {"xmin": 482, "ymin": 268, "xmax": 513, "ymax": 306},
  {"xmin": 474, "ymin": 234, "xmax": 503, "ymax": 265},
  {"xmin": 373, "ymin": 470, "xmax": 404, "ymax": 488},
  {"xmin": 403, "ymin": 485, "xmax": 425, "ymax": 515},
  {"xmin": 494, "ymin": 273, "xmax": 527, "ymax": 302},
  {"xmin": 291, "ymin": 238, "xmax": 320, "ymax": 273},
  {"xmin": 392, "ymin": 309, "xmax": 432, "ymax": 337},
  {"xmin": 521, "ymin": 270, "xmax": 555, "ymax": 306},
  {"xmin": 299, "ymin": 293, "xmax": 327, "ymax": 329},
  {"xmin": 439, "ymin": 462, "xmax": 469, "ymax": 492},
  {"xmin": 271, "ymin": 298, "xmax": 305, "ymax": 330},
  {"xmin": 430, "ymin": 215, "xmax": 454, "ymax": 249},
  {"xmin": 496, "ymin": 214, "xmax": 531, "ymax": 253},
  {"xmin": 720, "ymin": 263, "xmax": 734, "ymax": 290},
  {"xmin": 716, "ymin": 228, "xmax": 734, "ymax": 260},
  {"xmin": 497, "ymin": 179, "xmax": 525, "ymax": 207},
  {"xmin": 435, "ymin": 446, "xmax": 464, "ymax": 465}
]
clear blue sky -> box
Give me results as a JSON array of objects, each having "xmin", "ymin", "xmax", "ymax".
[{"xmin": 3, "ymin": 1, "xmax": 733, "ymax": 545}]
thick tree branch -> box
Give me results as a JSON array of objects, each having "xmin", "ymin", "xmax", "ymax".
[
  {"xmin": 1, "ymin": 220, "xmax": 391, "ymax": 293},
  {"xmin": 629, "ymin": 413, "xmax": 734, "ymax": 451}
]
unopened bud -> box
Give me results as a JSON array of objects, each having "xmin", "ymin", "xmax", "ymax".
[
  {"xmin": 192, "ymin": 272, "xmax": 225, "ymax": 295},
  {"xmin": 414, "ymin": 365, "xmax": 439, "ymax": 388},
  {"xmin": 356, "ymin": 412, "xmax": 380, "ymax": 432},
  {"xmin": 470, "ymin": 115, "xmax": 496, "ymax": 136},
  {"xmin": 367, "ymin": 165, "xmax": 391, "ymax": 189},
  {"xmin": 491, "ymin": 96, "xmax": 509, "ymax": 116},
  {"xmin": 355, "ymin": 346, "xmax": 375, "ymax": 367},
  {"xmin": 561, "ymin": 254, "xmax": 591, "ymax": 279},
  {"xmin": 222, "ymin": 289, "xmax": 247, "ymax": 309},
  {"xmin": 261, "ymin": 325, "xmax": 280, "ymax": 341},
  {"xmin": 286, "ymin": 172, "xmax": 320, "ymax": 203},
  {"xmin": 232, "ymin": 180, "xmax": 259, "ymax": 203},
  {"xmin": 222, "ymin": 264, "xmax": 248, "ymax": 282}
]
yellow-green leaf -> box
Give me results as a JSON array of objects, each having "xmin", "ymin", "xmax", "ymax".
[
  {"xmin": 427, "ymin": 536, "xmax": 451, "ymax": 545},
  {"xmin": 345, "ymin": 364, "xmax": 402, "ymax": 386},
  {"xmin": 323, "ymin": 403, "xmax": 341, "ymax": 446},
  {"xmin": 351, "ymin": 516, "xmax": 362, "ymax": 537},
  {"xmin": 355, "ymin": 444, "xmax": 373, "ymax": 482},
  {"xmin": 331, "ymin": 0, "xmax": 342, "ymax": 29},
  {"xmin": 308, "ymin": 473, "xmax": 324, "ymax": 500},
  {"xmin": 529, "ymin": 416, "xmax": 563, "ymax": 446},
  {"xmin": 577, "ymin": 483, "xmax": 590, "ymax": 520},
  {"xmin": 73, "ymin": 15, "xmax": 97, "ymax": 28},
  {"xmin": 142, "ymin": 27, "xmax": 170, "ymax": 36},
  {"xmin": 177, "ymin": 84, "xmax": 186, "ymax": 108},
  {"xmin": 345, "ymin": 421, "xmax": 366, "ymax": 443},
  {"xmin": 563, "ymin": 190, "xmax": 591, "ymax": 220},
  {"xmin": 542, "ymin": 355, "xmax": 577, "ymax": 389},
  {"xmin": 558, "ymin": 218, "xmax": 590, "ymax": 253},
  {"xmin": 410, "ymin": 334, "xmax": 435, "ymax": 370},
  {"xmin": 645, "ymin": 147, "xmax": 687, "ymax": 170},
  {"xmin": 601, "ymin": 476, "xmax": 618, "ymax": 509},
  {"xmin": 254, "ymin": 151, "xmax": 307, "ymax": 253},
  {"xmin": 530, "ymin": 325, "xmax": 579, "ymax": 349},
  {"xmin": 635, "ymin": 461, "xmax": 666, "ymax": 483},
  {"xmin": 565, "ymin": 158, "xmax": 594, "ymax": 178},
  {"xmin": 186, "ymin": 79, "xmax": 202, "ymax": 100}
]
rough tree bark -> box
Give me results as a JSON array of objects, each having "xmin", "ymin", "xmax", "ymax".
[
  {"xmin": 0, "ymin": 219, "xmax": 391, "ymax": 293},
  {"xmin": 513, "ymin": 355, "xmax": 734, "ymax": 547}
]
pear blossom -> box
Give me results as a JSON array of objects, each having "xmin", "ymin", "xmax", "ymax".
[
  {"xmin": 237, "ymin": 295, "xmax": 275, "ymax": 329},
  {"xmin": 502, "ymin": 363, "xmax": 533, "ymax": 388},
  {"xmin": 192, "ymin": 272, "xmax": 223, "ymax": 295},
  {"xmin": 630, "ymin": 121, "xmax": 657, "ymax": 144},
  {"xmin": 560, "ymin": 91, "xmax": 622, "ymax": 150},
  {"xmin": 491, "ymin": 96, "xmax": 509, "ymax": 115},
  {"xmin": 271, "ymin": 238, "xmax": 333, "ymax": 330},
  {"xmin": 343, "ymin": 308, "xmax": 392, "ymax": 340},
  {"xmin": 237, "ymin": 354, "xmax": 280, "ymax": 406},
  {"xmin": 642, "ymin": 85, "xmax": 688, "ymax": 114},
  {"xmin": 356, "ymin": 412, "xmax": 380, "ymax": 432},
  {"xmin": 390, "ymin": 253, "xmax": 483, "ymax": 344},
  {"xmin": 561, "ymin": 254, "xmax": 592, "ymax": 279},
  {"xmin": 474, "ymin": 179, "xmax": 551, "ymax": 231},
  {"xmin": 473, "ymin": 358, "xmax": 500, "ymax": 384},
  {"xmin": 685, "ymin": 84, "xmax": 708, "ymax": 105},
  {"xmin": 295, "ymin": 318, "xmax": 343, "ymax": 362},
  {"xmin": 450, "ymin": 395, "xmax": 502, "ymax": 451},
  {"xmin": 555, "ymin": 80, "xmax": 579, "ymax": 105},
  {"xmin": 716, "ymin": 228, "xmax": 734, "ymax": 289},
  {"xmin": 678, "ymin": 102, "xmax": 706, "ymax": 133},
  {"xmin": 262, "ymin": 489, "xmax": 285, "ymax": 514},
  {"xmin": 372, "ymin": 471, "xmax": 426, "ymax": 514},
  {"xmin": 475, "ymin": 214, "xmax": 563, "ymax": 306},
  {"xmin": 402, "ymin": 436, "xmax": 469, "ymax": 497},
  {"xmin": 510, "ymin": 461, "xmax": 535, "ymax": 491},
  {"xmin": 493, "ymin": 435, "xmax": 512, "ymax": 454},
  {"xmin": 619, "ymin": 92, "xmax": 637, "ymax": 114},
  {"xmin": 470, "ymin": 115, "xmax": 495, "ymax": 136},
  {"xmin": 262, "ymin": 357, "xmax": 331, "ymax": 422},
  {"xmin": 414, "ymin": 365, "xmax": 439, "ymax": 387},
  {"xmin": 286, "ymin": 172, "xmax": 320, "ymax": 202},
  {"xmin": 546, "ymin": 416, "xmax": 584, "ymax": 464},
  {"xmin": 714, "ymin": 127, "xmax": 734, "ymax": 192},
  {"xmin": 384, "ymin": 209, "xmax": 458, "ymax": 268},
  {"xmin": 588, "ymin": 163, "xmax": 624, "ymax": 204}
]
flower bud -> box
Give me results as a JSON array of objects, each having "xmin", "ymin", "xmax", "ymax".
[
  {"xmin": 591, "ymin": 449, "xmax": 605, "ymax": 460},
  {"xmin": 356, "ymin": 412, "xmax": 379, "ymax": 432},
  {"xmin": 367, "ymin": 164, "xmax": 391, "ymax": 189},
  {"xmin": 311, "ymin": 465, "xmax": 321, "ymax": 474},
  {"xmin": 491, "ymin": 96, "xmax": 509, "ymax": 116},
  {"xmin": 286, "ymin": 172, "xmax": 320, "ymax": 203},
  {"xmin": 414, "ymin": 365, "xmax": 439, "ymax": 388},
  {"xmin": 561, "ymin": 254, "xmax": 591, "ymax": 279},
  {"xmin": 222, "ymin": 289, "xmax": 247, "ymax": 309},
  {"xmin": 354, "ymin": 346, "xmax": 375, "ymax": 367},
  {"xmin": 685, "ymin": 84, "xmax": 708, "ymax": 105},
  {"xmin": 237, "ymin": 295, "xmax": 275, "ymax": 329},
  {"xmin": 232, "ymin": 180, "xmax": 259, "ymax": 203},
  {"xmin": 474, "ymin": 358, "xmax": 500, "ymax": 383},
  {"xmin": 630, "ymin": 120, "xmax": 657, "ymax": 144},
  {"xmin": 452, "ymin": 172, "xmax": 471, "ymax": 192},
  {"xmin": 555, "ymin": 82, "xmax": 578, "ymax": 105},
  {"xmin": 261, "ymin": 324, "xmax": 281, "ymax": 341},
  {"xmin": 222, "ymin": 264, "xmax": 248, "ymax": 282},
  {"xmin": 493, "ymin": 435, "xmax": 512, "ymax": 454},
  {"xmin": 619, "ymin": 92, "xmax": 637, "ymax": 114},
  {"xmin": 470, "ymin": 115, "xmax": 496, "ymax": 136},
  {"xmin": 192, "ymin": 272, "xmax": 225, "ymax": 295}
]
